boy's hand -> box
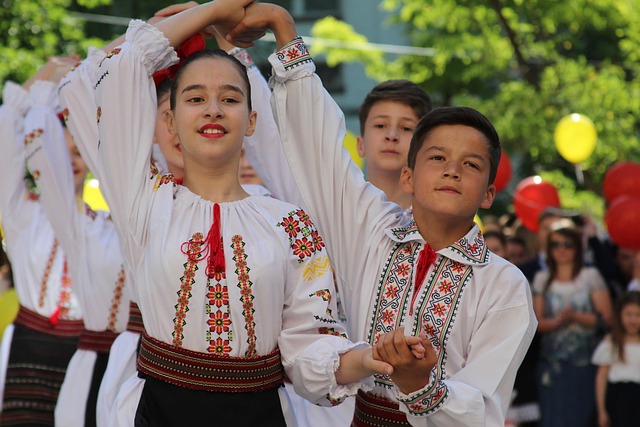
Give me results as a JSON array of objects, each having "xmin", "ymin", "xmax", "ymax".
[
  {"xmin": 225, "ymin": 2, "xmax": 296, "ymax": 48},
  {"xmin": 373, "ymin": 327, "xmax": 437, "ymax": 395}
]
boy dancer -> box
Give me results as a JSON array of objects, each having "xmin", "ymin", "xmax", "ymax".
[{"xmin": 227, "ymin": 4, "xmax": 537, "ymax": 425}]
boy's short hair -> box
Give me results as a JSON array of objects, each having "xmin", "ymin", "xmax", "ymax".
[
  {"xmin": 407, "ymin": 107, "xmax": 501, "ymax": 184},
  {"xmin": 358, "ymin": 80, "xmax": 432, "ymax": 135}
]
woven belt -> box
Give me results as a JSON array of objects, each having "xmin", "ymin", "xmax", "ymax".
[
  {"xmin": 77, "ymin": 329, "xmax": 120, "ymax": 353},
  {"xmin": 353, "ymin": 390, "xmax": 411, "ymax": 426},
  {"xmin": 137, "ymin": 331, "xmax": 285, "ymax": 392},
  {"xmin": 126, "ymin": 301, "xmax": 144, "ymax": 333},
  {"xmin": 14, "ymin": 305, "xmax": 83, "ymax": 337}
]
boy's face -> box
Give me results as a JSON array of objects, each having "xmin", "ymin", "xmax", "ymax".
[
  {"xmin": 357, "ymin": 100, "xmax": 419, "ymax": 175},
  {"xmin": 400, "ymin": 124, "xmax": 496, "ymax": 222}
]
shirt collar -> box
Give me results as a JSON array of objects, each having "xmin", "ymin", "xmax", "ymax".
[{"xmin": 385, "ymin": 220, "xmax": 490, "ymax": 266}]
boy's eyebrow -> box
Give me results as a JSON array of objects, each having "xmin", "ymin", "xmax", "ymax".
[
  {"xmin": 424, "ymin": 145, "xmax": 488, "ymax": 162},
  {"xmin": 370, "ymin": 113, "xmax": 418, "ymax": 122}
]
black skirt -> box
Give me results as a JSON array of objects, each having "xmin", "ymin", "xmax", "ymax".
[
  {"xmin": 0, "ymin": 323, "xmax": 79, "ymax": 426},
  {"xmin": 605, "ymin": 381, "xmax": 640, "ymax": 427},
  {"xmin": 134, "ymin": 373, "xmax": 287, "ymax": 427}
]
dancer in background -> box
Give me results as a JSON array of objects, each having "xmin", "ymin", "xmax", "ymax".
[{"xmin": 0, "ymin": 65, "xmax": 82, "ymax": 427}]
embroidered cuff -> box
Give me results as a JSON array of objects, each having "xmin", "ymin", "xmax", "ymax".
[
  {"xmin": 268, "ymin": 36, "xmax": 315, "ymax": 86},
  {"xmin": 395, "ymin": 370, "xmax": 449, "ymax": 416},
  {"xmin": 228, "ymin": 47, "xmax": 256, "ymax": 70}
]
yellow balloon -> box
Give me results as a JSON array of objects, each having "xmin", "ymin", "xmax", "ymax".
[
  {"xmin": 474, "ymin": 214, "xmax": 483, "ymax": 233},
  {"xmin": 0, "ymin": 289, "xmax": 19, "ymax": 337},
  {"xmin": 83, "ymin": 179, "xmax": 109, "ymax": 211},
  {"xmin": 554, "ymin": 113, "xmax": 597, "ymax": 164},
  {"xmin": 343, "ymin": 130, "xmax": 364, "ymax": 170}
]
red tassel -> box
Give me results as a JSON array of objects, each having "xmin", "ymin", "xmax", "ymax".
[
  {"xmin": 410, "ymin": 243, "xmax": 436, "ymax": 315},
  {"xmin": 205, "ymin": 203, "xmax": 225, "ymax": 278},
  {"xmin": 49, "ymin": 306, "xmax": 60, "ymax": 326}
]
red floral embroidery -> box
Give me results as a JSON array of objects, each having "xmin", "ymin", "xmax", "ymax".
[
  {"xmin": 208, "ymin": 283, "xmax": 229, "ymax": 308},
  {"xmin": 281, "ymin": 217, "xmax": 300, "ymax": 237},
  {"xmin": 210, "ymin": 337, "xmax": 232, "ymax": 355},
  {"xmin": 292, "ymin": 237, "xmax": 313, "ymax": 259},
  {"xmin": 296, "ymin": 209, "xmax": 312, "ymax": 226},
  {"xmin": 208, "ymin": 311, "xmax": 231, "ymax": 335},
  {"xmin": 395, "ymin": 263, "xmax": 411, "ymax": 277},
  {"xmin": 310, "ymin": 230, "xmax": 325, "ymax": 251}
]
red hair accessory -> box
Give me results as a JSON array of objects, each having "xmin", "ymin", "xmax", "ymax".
[{"xmin": 153, "ymin": 34, "xmax": 206, "ymax": 87}]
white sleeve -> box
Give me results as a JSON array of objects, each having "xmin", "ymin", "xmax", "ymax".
[
  {"xmin": 268, "ymin": 37, "xmax": 401, "ymax": 296},
  {"xmin": 228, "ymin": 47, "xmax": 305, "ymax": 207},
  {"xmin": 0, "ymin": 82, "xmax": 36, "ymax": 233},
  {"xmin": 93, "ymin": 20, "xmax": 177, "ymax": 266},
  {"xmin": 58, "ymin": 47, "xmax": 106, "ymax": 181},
  {"xmin": 23, "ymin": 81, "xmax": 83, "ymax": 265},
  {"xmin": 277, "ymin": 214, "xmax": 372, "ymax": 405}
]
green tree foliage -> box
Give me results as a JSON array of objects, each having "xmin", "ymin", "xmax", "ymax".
[
  {"xmin": 311, "ymin": 0, "xmax": 640, "ymax": 219},
  {"xmin": 0, "ymin": 0, "xmax": 110, "ymax": 86}
]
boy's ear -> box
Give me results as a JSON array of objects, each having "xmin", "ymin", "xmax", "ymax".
[
  {"xmin": 166, "ymin": 110, "xmax": 177, "ymax": 135},
  {"xmin": 400, "ymin": 166, "xmax": 414, "ymax": 195},
  {"xmin": 480, "ymin": 183, "xmax": 497, "ymax": 209},
  {"xmin": 356, "ymin": 135, "xmax": 366, "ymax": 158}
]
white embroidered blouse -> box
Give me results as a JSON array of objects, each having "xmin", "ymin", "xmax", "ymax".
[{"xmin": 268, "ymin": 37, "xmax": 537, "ymax": 426}]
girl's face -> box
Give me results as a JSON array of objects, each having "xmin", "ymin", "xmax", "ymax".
[
  {"xmin": 154, "ymin": 95, "xmax": 184, "ymax": 178},
  {"xmin": 621, "ymin": 302, "xmax": 640, "ymax": 336},
  {"xmin": 64, "ymin": 128, "xmax": 88, "ymax": 197},
  {"xmin": 167, "ymin": 56, "xmax": 256, "ymax": 171},
  {"xmin": 548, "ymin": 231, "xmax": 577, "ymax": 265}
]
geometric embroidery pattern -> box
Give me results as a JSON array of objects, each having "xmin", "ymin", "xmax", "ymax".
[
  {"xmin": 172, "ymin": 232, "xmax": 204, "ymax": 347},
  {"xmin": 39, "ymin": 239, "xmax": 59, "ymax": 308},
  {"xmin": 232, "ymin": 235, "xmax": 256, "ymax": 357},
  {"xmin": 276, "ymin": 36, "xmax": 312, "ymax": 71},
  {"xmin": 107, "ymin": 266, "xmax": 126, "ymax": 332},
  {"xmin": 368, "ymin": 241, "xmax": 420, "ymax": 389},
  {"xmin": 206, "ymin": 275, "xmax": 232, "ymax": 356},
  {"xmin": 302, "ymin": 255, "xmax": 331, "ymax": 282},
  {"xmin": 309, "ymin": 288, "xmax": 333, "ymax": 317},
  {"xmin": 400, "ymin": 258, "xmax": 472, "ymax": 415},
  {"xmin": 450, "ymin": 229, "xmax": 488, "ymax": 264}
]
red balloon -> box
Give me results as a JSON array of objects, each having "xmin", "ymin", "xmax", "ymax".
[
  {"xmin": 605, "ymin": 196, "xmax": 640, "ymax": 250},
  {"xmin": 494, "ymin": 152, "xmax": 512, "ymax": 193},
  {"xmin": 603, "ymin": 162, "xmax": 640, "ymax": 202},
  {"xmin": 513, "ymin": 177, "xmax": 561, "ymax": 232}
]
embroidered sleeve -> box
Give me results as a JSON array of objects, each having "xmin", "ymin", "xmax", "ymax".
[
  {"xmin": 94, "ymin": 20, "xmax": 177, "ymax": 264},
  {"xmin": 269, "ymin": 36, "xmax": 315, "ymax": 85},
  {"xmin": 0, "ymin": 81, "xmax": 36, "ymax": 229},
  {"xmin": 24, "ymin": 80, "xmax": 82, "ymax": 240},
  {"xmin": 59, "ymin": 47, "xmax": 105, "ymax": 182},
  {"xmin": 277, "ymin": 207, "xmax": 373, "ymax": 406}
]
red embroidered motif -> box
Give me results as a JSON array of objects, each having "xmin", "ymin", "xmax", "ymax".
[
  {"xmin": 107, "ymin": 267, "xmax": 126, "ymax": 332},
  {"xmin": 51, "ymin": 258, "xmax": 73, "ymax": 325},
  {"xmin": 232, "ymin": 235, "xmax": 256, "ymax": 357},
  {"xmin": 173, "ymin": 232, "xmax": 204, "ymax": 347},
  {"xmin": 39, "ymin": 240, "xmax": 59, "ymax": 308}
]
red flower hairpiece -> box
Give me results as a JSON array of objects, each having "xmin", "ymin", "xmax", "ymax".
[{"xmin": 153, "ymin": 34, "xmax": 206, "ymax": 87}]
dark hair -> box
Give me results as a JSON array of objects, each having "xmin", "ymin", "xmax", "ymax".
[
  {"xmin": 358, "ymin": 80, "xmax": 432, "ymax": 135},
  {"xmin": 543, "ymin": 225, "xmax": 583, "ymax": 293},
  {"xmin": 156, "ymin": 77, "xmax": 173, "ymax": 104},
  {"xmin": 610, "ymin": 291, "xmax": 640, "ymax": 362},
  {"xmin": 406, "ymin": 107, "xmax": 501, "ymax": 184},
  {"xmin": 170, "ymin": 49, "xmax": 252, "ymax": 112}
]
